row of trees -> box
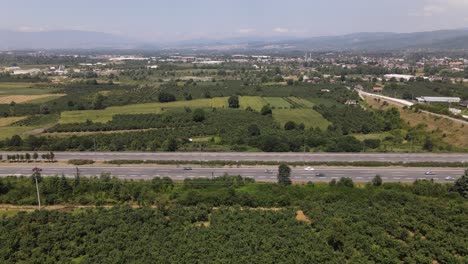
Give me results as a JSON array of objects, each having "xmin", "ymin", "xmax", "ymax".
[
  {"xmin": 0, "ymin": 152, "xmax": 55, "ymax": 162},
  {"xmin": 0, "ymin": 170, "xmax": 466, "ymax": 207}
]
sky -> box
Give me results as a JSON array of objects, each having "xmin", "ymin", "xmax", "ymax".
[{"xmin": 1, "ymin": 0, "xmax": 467, "ymax": 41}]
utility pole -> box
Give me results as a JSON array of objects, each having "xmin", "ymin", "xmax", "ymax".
[
  {"xmin": 303, "ymin": 136, "xmax": 306, "ymax": 167},
  {"xmin": 32, "ymin": 167, "xmax": 42, "ymax": 210}
]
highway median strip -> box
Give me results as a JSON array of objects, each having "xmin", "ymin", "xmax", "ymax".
[{"xmin": 103, "ymin": 159, "xmax": 468, "ymax": 168}]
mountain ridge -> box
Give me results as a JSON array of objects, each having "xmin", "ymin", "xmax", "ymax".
[{"xmin": 1, "ymin": 28, "xmax": 468, "ymax": 51}]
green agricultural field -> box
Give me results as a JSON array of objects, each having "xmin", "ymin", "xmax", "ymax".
[
  {"xmin": 0, "ymin": 116, "xmax": 27, "ymax": 126},
  {"xmin": 0, "ymin": 127, "xmax": 37, "ymax": 139},
  {"xmin": 0, "ymin": 82, "xmax": 59, "ymax": 95},
  {"xmin": 59, "ymin": 98, "xmax": 229, "ymax": 124},
  {"xmin": 273, "ymin": 109, "xmax": 330, "ymax": 130},
  {"xmin": 306, "ymin": 97, "xmax": 336, "ymax": 107},
  {"xmin": 353, "ymin": 132, "xmax": 391, "ymax": 141},
  {"xmin": 239, "ymin": 96, "xmax": 267, "ymax": 111},
  {"xmin": 210, "ymin": 97, "xmax": 229, "ymax": 108},
  {"xmin": 23, "ymin": 94, "xmax": 65, "ymax": 104},
  {"xmin": 263, "ymin": 97, "xmax": 292, "ymax": 109},
  {"xmin": 0, "ymin": 116, "xmax": 34, "ymax": 139},
  {"xmin": 286, "ymin": 97, "xmax": 315, "ymax": 108}
]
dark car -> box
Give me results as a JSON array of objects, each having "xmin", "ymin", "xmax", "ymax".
[
  {"xmin": 315, "ymin": 173, "xmax": 326, "ymax": 177},
  {"xmin": 183, "ymin": 167, "xmax": 192, "ymax": 170}
]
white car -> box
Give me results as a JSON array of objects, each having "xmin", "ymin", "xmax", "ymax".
[
  {"xmin": 445, "ymin": 176, "xmax": 455, "ymax": 181},
  {"xmin": 424, "ymin": 171, "xmax": 436, "ymax": 175},
  {"xmin": 304, "ymin": 167, "xmax": 315, "ymax": 171}
]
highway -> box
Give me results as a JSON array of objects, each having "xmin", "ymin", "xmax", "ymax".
[
  {"xmin": 1, "ymin": 152, "xmax": 467, "ymax": 163},
  {"xmin": 0, "ymin": 165, "xmax": 463, "ymax": 183}
]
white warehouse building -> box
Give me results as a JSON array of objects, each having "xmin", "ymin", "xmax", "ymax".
[
  {"xmin": 384, "ymin": 74, "xmax": 415, "ymax": 81},
  {"xmin": 416, "ymin": 96, "xmax": 461, "ymax": 103}
]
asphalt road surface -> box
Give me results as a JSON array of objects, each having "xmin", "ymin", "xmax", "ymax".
[
  {"xmin": 0, "ymin": 165, "xmax": 463, "ymax": 183},
  {"xmin": 1, "ymin": 152, "xmax": 467, "ymax": 163}
]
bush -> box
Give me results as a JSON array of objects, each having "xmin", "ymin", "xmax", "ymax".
[
  {"xmin": 228, "ymin": 96, "xmax": 240, "ymax": 108},
  {"xmin": 371, "ymin": 175, "xmax": 383, "ymax": 186},
  {"xmin": 158, "ymin": 92, "xmax": 176, "ymax": 103},
  {"xmin": 337, "ymin": 177, "xmax": 354, "ymax": 187},
  {"xmin": 260, "ymin": 105, "xmax": 272, "ymax": 115},
  {"xmin": 284, "ymin": 121, "xmax": 297, "ymax": 130},
  {"xmin": 68, "ymin": 159, "xmax": 95, "ymax": 166},
  {"xmin": 363, "ymin": 139, "xmax": 381, "ymax": 149},
  {"xmin": 192, "ymin": 109, "xmax": 206, "ymax": 122}
]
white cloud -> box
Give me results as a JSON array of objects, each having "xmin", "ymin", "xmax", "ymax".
[
  {"xmin": 15, "ymin": 25, "xmax": 91, "ymax": 32},
  {"xmin": 422, "ymin": 4, "xmax": 445, "ymax": 16},
  {"xmin": 273, "ymin": 27, "xmax": 289, "ymax": 33},
  {"xmin": 16, "ymin": 26, "xmax": 46, "ymax": 32},
  {"xmin": 238, "ymin": 28, "xmax": 256, "ymax": 34},
  {"xmin": 418, "ymin": 0, "xmax": 468, "ymax": 16}
]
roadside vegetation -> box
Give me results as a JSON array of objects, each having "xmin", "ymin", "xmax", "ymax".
[{"xmin": 0, "ymin": 170, "xmax": 466, "ymax": 263}]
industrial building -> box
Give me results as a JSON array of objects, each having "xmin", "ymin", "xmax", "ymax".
[{"xmin": 416, "ymin": 97, "xmax": 461, "ymax": 103}]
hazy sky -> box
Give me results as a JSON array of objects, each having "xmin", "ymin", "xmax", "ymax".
[{"xmin": 1, "ymin": 0, "xmax": 467, "ymax": 41}]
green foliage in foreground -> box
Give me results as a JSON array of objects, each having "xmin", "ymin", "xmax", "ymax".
[{"xmin": 0, "ymin": 177, "xmax": 466, "ymax": 263}]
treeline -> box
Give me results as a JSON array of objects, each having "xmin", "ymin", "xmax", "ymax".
[
  {"xmin": 0, "ymin": 152, "xmax": 55, "ymax": 162},
  {"xmin": 0, "ymin": 172, "xmax": 466, "ymax": 207}
]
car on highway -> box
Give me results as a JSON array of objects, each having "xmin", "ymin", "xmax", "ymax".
[
  {"xmin": 424, "ymin": 171, "xmax": 436, "ymax": 175},
  {"xmin": 304, "ymin": 167, "xmax": 315, "ymax": 171},
  {"xmin": 315, "ymin": 173, "xmax": 326, "ymax": 177},
  {"xmin": 444, "ymin": 176, "xmax": 455, "ymax": 181},
  {"xmin": 183, "ymin": 167, "xmax": 192, "ymax": 170},
  {"xmin": 264, "ymin": 169, "xmax": 273, "ymax": 174}
]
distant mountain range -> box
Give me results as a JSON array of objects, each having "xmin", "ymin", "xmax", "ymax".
[
  {"xmin": 272, "ymin": 29, "xmax": 468, "ymax": 51},
  {"xmin": 1, "ymin": 29, "xmax": 468, "ymax": 51}
]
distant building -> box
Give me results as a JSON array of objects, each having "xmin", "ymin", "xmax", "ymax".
[
  {"xmin": 5, "ymin": 66, "xmax": 20, "ymax": 72},
  {"xmin": 345, "ymin": 100, "xmax": 358, "ymax": 105},
  {"xmin": 193, "ymin": 60, "xmax": 224, "ymax": 65},
  {"xmin": 384, "ymin": 74, "xmax": 415, "ymax": 81},
  {"xmin": 12, "ymin": 69, "xmax": 41, "ymax": 75},
  {"xmin": 416, "ymin": 97, "xmax": 461, "ymax": 104},
  {"xmin": 449, "ymin": 108, "xmax": 462, "ymax": 115},
  {"xmin": 460, "ymin": 101, "xmax": 468, "ymax": 108},
  {"xmin": 373, "ymin": 87, "xmax": 383, "ymax": 92}
]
